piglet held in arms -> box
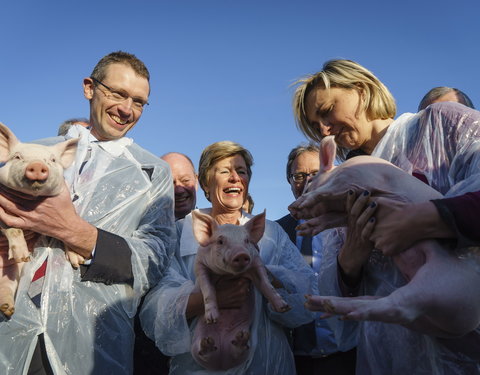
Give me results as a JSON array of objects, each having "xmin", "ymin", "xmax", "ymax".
[
  {"xmin": 290, "ymin": 136, "xmax": 480, "ymax": 338},
  {"xmin": 191, "ymin": 210, "xmax": 289, "ymax": 371},
  {"xmin": 0, "ymin": 122, "xmax": 79, "ymax": 318}
]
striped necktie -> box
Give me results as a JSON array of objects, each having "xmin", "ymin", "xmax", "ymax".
[{"xmin": 27, "ymin": 259, "xmax": 48, "ymax": 308}]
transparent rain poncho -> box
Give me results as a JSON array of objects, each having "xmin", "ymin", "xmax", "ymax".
[
  {"xmin": 318, "ymin": 102, "xmax": 480, "ymax": 374},
  {"xmin": 0, "ymin": 125, "xmax": 176, "ymax": 375},
  {"xmin": 140, "ymin": 208, "xmax": 317, "ymax": 375}
]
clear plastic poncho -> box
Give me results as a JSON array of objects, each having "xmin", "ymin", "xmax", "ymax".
[
  {"xmin": 140, "ymin": 208, "xmax": 317, "ymax": 375},
  {"xmin": 0, "ymin": 125, "xmax": 176, "ymax": 375},
  {"xmin": 318, "ymin": 102, "xmax": 480, "ymax": 374}
]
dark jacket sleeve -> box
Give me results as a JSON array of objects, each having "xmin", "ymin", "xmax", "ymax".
[
  {"xmin": 80, "ymin": 228, "xmax": 133, "ymax": 286},
  {"xmin": 432, "ymin": 191, "xmax": 480, "ymax": 249}
]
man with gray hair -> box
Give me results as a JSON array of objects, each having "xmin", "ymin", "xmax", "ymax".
[
  {"xmin": 418, "ymin": 86, "xmax": 475, "ymax": 111},
  {"xmin": 276, "ymin": 143, "xmax": 356, "ymax": 375},
  {"xmin": 57, "ymin": 117, "xmax": 90, "ymax": 136}
]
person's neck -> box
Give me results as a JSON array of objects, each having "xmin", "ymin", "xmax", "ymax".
[
  {"xmin": 361, "ymin": 118, "xmax": 394, "ymax": 155},
  {"xmin": 211, "ymin": 209, "xmax": 242, "ymax": 225}
]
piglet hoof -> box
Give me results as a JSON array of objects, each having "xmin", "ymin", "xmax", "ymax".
[
  {"xmin": 198, "ymin": 337, "xmax": 217, "ymax": 356},
  {"xmin": 20, "ymin": 256, "xmax": 31, "ymax": 263},
  {"xmin": 0, "ymin": 303, "xmax": 14, "ymax": 318},
  {"xmin": 272, "ymin": 299, "xmax": 291, "ymax": 313},
  {"xmin": 204, "ymin": 308, "xmax": 219, "ymax": 324},
  {"xmin": 231, "ymin": 330, "xmax": 250, "ymax": 349}
]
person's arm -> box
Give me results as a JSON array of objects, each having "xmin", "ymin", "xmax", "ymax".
[
  {"xmin": 0, "ymin": 184, "xmax": 97, "ymax": 259},
  {"xmin": 336, "ymin": 190, "xmax": 374, "ymax": 289},
  {"xmin": 0, "ymin": 163, "xmax": 176, "ymax": 289},
  {"xmin": 361, "ymin": 197, "xmax": 455, "ymax": 256},
  {"xmin": 432, "ymin": 191, "xmax": 480, "ymax": 248}
]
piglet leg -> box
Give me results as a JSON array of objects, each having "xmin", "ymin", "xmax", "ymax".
[
  {"xmin": 64, "ymin": 247, "xmax": 85, "ymax": 269},
  {"xmin": 198, "ymin": 337, "xmax": 218, "ymax": 356},
  {"xmin": 250, "ymin": 257, "xmax": 290, "ymax": 313},
  {"xmin": 195, "ymin": 262, "xmax": 220, "ymax": 323},
  {"xmin": 2, "ymin": 228, "xmax": 30, "ymax": 263},
  {"xmin": 0, "ymin": 262, "xmax": 22, "ymax": 318}
]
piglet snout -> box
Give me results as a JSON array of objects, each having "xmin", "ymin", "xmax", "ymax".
[
  {"xmin": 232, "ymin": 253, "xmax": 251, "ymax": 269},
  {"xmin": 25, "ymin": 161, "xmax": 49, "ymax": 182}
]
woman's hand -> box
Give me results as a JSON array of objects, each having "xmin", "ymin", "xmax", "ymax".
[
  {"xmin": 368, "ymin": 198, "xmax": 454, "ymax": 256},
  {"xmin": 337, "ymin": 190, "xmax": 375, "ymax": 285}
]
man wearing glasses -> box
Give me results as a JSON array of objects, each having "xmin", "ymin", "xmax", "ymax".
[
  {"xmin": 0, "ymin": 51, "xmax": 175, "ymax": 375},
  {"xmin": 276, "ymin": 143, "xmax": 357, "ymax": 375}
]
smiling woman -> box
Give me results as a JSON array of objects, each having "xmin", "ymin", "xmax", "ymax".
[
  {"xmin": 198, "ymin": 141, "xmax": 253, "ymax": 224},
  {"xmin": 290, "ymin": 59, "xmax": 480, "ymax": 374},
  {"xmin": 140, "ymin": 140, "xmax": 317, "ymax": 375}
]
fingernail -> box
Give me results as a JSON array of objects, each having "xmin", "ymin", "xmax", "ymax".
[
  {"xmin": 363, "ymin": 190, "xmax": 370, "ymax": 196},
  {"xmin": 370, "ymin": 202, "xmax": 376, "ymax": 208}
]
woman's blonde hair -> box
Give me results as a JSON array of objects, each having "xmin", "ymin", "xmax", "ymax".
[
  {"xmin": 198, "ymin": 141, "xmax": 254, "ymax": 201},
  {"xmin": 292, "ymin": 59, "xmax": 396, "ymax": 144}
]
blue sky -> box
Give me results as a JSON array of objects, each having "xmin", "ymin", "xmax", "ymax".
[{"xmin": 1, "ymin": 1, "xmax": 479, "ymax": 219}]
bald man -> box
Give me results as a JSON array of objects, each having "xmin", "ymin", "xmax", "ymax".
[{"xmin": 161, "ymin": 152, "xmax": 198, "ymax": 220}]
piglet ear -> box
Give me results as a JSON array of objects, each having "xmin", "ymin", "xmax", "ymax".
[
  {"xmin": 192, "ymin": 210, "xmax": 217, "ymax": 247},
  {"xmin": 245, "ymin": 210, "xmax": 266, "ymax": 244},
  {"xmin": 319, "ymin": 136, "xmax": 336, "ymax": 173},
  {"xmin": 0, "ymin": 122, "xmax": 20, "ymax": 162},
  {"xmin": 54, "ymin": 137, "xmax": 80, "ymax": 169}
]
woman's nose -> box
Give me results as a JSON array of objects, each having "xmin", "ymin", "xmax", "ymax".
[
  {"xmin": 320, "ymin": 122, "xmax": 332, "ymax": 137},
  {"xmin": 229, "ymin": 171, "xmax": 240, "ymax": 181}
]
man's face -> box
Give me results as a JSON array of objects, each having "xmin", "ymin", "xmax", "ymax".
[
  {"xmin": 83, "ymin": 63, "xmax": 150, "ymax": 141},
  {"xmin": 289, "ymin": 151, "xmax": 320, "ymax": 199},
  {"xmin": 162, "ymin": 153, "xmax": 198, "ymax": 220}
]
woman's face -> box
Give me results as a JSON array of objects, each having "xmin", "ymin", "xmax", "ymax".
[
  {"xmin": 305, "ymin": 86, "xmax": 371, "ymax": 150},
  {"xmin": 207, "ymin": 154, "xmax": 249, "ymax": 214}
]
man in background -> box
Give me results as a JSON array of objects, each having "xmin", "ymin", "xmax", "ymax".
[
  {"xmin": 161, "ymin": 152, "xmax": 198, "ymax": 220},
  {"xmin": 418, "ymin": 86, "xmax": 475, "ymax": 111},
  {"xmin": 57, "ymin": 117, "xmax": 90, "ymax": 136},
  {"xmin": 277, "ymin": 143, "xmax": 356, "ymax": 375}
]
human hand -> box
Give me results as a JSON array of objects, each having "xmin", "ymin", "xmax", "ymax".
[
  {"xmin": 288, "ymin": 189, "xmax": 348, "ymax": 221},
  {"xmin": 0, "ymin": 182, "xmax": 96, "ymax": 258},
  {"xmin": 337, "ymin": 190, "xmax": 375, "ymax": 281},
  {"xmin": 368, "ymin": 198, "xmax": 444, "ymax": 256}
]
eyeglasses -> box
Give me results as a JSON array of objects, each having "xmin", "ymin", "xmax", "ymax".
[
  {"xmin": 289, "ymin": 171, "xmax": 318, "ymax": 183},
  {"xmin": 91, "ymin": 77, "xmax": 149, "ymax": 111}
]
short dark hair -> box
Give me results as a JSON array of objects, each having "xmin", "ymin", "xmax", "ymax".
[
  {"xmin": 90, "ymin": 51, "xmax": 150, "ymax": 83},
  {"xmin": 286, "ymin": 143, "xmax": 320, "ymax": 182}
]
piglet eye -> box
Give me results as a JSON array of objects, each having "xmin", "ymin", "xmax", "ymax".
[
  {"xmin": 50, "ymin": 156, "xmax": 56, "ymax": 163},
  {"xmin": 244, "ymin": 238, "xmax": 249, "ymax": 244},
  {"xmin": 217, "ymin": 237, "xmax": 224, "ymax": 245}
]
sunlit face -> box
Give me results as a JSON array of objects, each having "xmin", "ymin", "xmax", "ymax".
[
  {"xmin": 305, "ymin": 87, "xmax": 370, "ymax": 150},
  {"xmin": 289, "ymin": 151, "xmax": 319, "ymax": 199},
  {"xmin": 162, "ymin": 153, "xmax": 198, "ymax": 220},
  {"xmin": 83, "ymin": 63, "xmax": 150, "ymax": 141},
  {"xmin": 207, "ymin": 154, "xmax": 249, "ymax": 214}
]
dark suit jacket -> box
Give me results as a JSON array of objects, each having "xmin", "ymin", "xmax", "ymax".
[{"xmin": 276, "ymin": 213, "xmax": 297, "ymax": 244}]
